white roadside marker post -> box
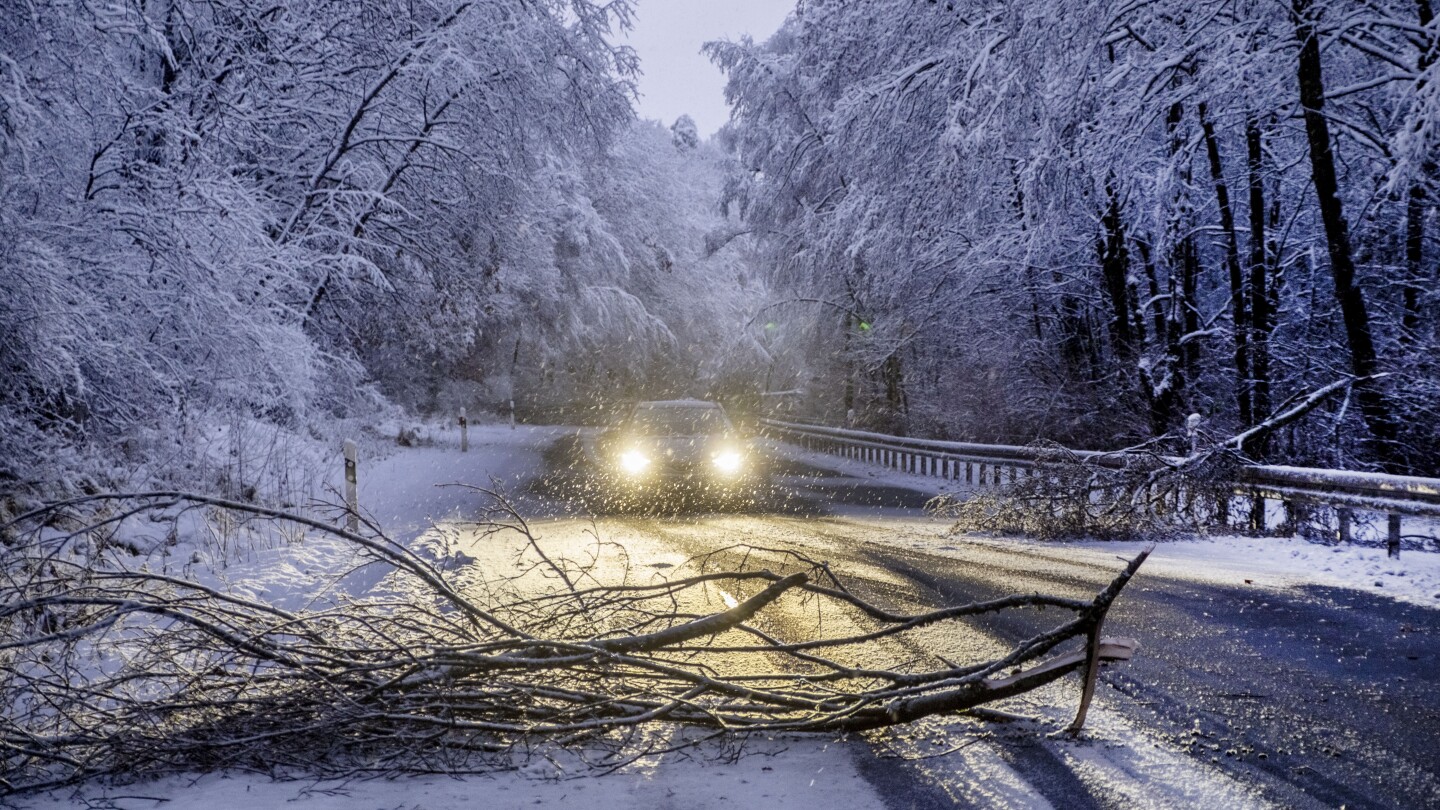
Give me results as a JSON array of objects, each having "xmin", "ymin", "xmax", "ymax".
[
  {"xmin": 343, "ymin": 439, "xmax": 358, "ymax": 533},
  {"xmin": 459, "ymin": 407, "xmax": 469, "ymax": 453}
]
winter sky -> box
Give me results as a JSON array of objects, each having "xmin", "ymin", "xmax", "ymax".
[{"xmin": 624, "ymin": 0, "xmax": 793, "ymax": 138}]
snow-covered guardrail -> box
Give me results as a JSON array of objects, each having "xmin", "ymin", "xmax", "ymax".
[{"xmin": 760, "ymin": 419, "xmax": 1440, "ymax": 555}]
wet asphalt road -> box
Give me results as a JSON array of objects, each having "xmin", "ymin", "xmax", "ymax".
[{"xmin": 530, "ymin": 435, "xmax": 1440, "ymax": 809}]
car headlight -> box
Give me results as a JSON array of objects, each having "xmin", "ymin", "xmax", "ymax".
[
  {"xmin": 712, "ymin": 449, "xmax": 744, "ymax": 475},
  {"xmin": 618, "ymin": 449, "xmax": 650, "ymax": 475}
]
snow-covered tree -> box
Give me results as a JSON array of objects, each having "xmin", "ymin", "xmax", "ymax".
[{"xmin": 0, "ymin": 0, "xmax": 768, "ymax": 484}]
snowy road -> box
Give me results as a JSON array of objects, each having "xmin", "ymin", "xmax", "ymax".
[
  {"xmin": 30, "ymin": 427, "xmax": 1434, "ymax": 809},
  {"xmin": 510, "ymin": 432, "xmax": 1440, "ymax": 809}
]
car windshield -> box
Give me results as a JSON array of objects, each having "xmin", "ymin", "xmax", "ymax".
[{"xmin": 630, "ymin": 406, "xmax": 726, "ymax": 436}]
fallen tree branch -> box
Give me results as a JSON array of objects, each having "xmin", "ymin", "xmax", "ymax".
[
  {"xmin": 0, "ymin": 492, "xmax": 1151, "ymax": 794},
  {"xmin": 931, "ymin": 376, "xmax": 1384, "ymax": 541}
]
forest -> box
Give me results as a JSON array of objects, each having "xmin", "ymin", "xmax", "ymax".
[
  {"xmin": 3, "ymin": 0, "xmax": 1438, "ymax": 491},
  {"xmin": 713, "ymin": 0, "xmax": 1440, "ymax": 475}
]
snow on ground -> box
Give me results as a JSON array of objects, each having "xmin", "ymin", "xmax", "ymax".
[
  {"xmin": 773, "ymin": 440, "xmax": 1440, "ymax": 610},
  {"xmin": 12, "ymin": 738, "xmax": 885, "ymax": 810},
  {"xmin": 150, "ymin": 422, "xmax": 565, "ymax": 609},
  {"xmin": 350, "ymin": 421, "xmax": 566, "ymax": 540},
  {"xmin": 1034, "ymin": 534, "xmax": 1440, "ymax": 609}
]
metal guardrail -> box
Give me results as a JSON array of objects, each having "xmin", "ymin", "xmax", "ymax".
[{"xmin": 761, "ymin": 419, "xmax": 1440, "ymax": 554}]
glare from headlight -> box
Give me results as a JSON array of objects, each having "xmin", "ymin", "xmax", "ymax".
[
  {"xmin": 712, "ymin": 449, "xmax": 744, "ymax": 475},
  {"xmin": 618, "ymin": 449, "xmax": 650, "ymax": 475}
]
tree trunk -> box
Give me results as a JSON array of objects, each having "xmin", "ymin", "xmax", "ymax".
[
  {"xmin": 1200, "ymin": 103, "xmax": 1253, "ymax": 430},
  {"xmin": 1246, "ymin": 117, "xmax": 1274, "ymax": 458},
  {"xmin": 882, "ymin": 351, "xmax": 908, "ymax": 430},
  {"xmin": 1403, "ymin": 186, "xmax": 1425, "ymax": 345},
  {"xmin": 1165, "ymin": 101, "xmax": 1202, "ymax": 383},
  {"xmin": 1137, "ymin": 240, "xmax": 1166, "ymax": 343},
  {"xmin": 1137, "ymin": 239, "xmax": 1183, "ymax": 437},
  {"xmin": 842, "ymin": 311, "xmax": 855, "ymax": 416},
  {"xmin": 1293, "ymin": 0, "xmax": 1403, "ymax": 470},
  {"xmin": 1403, "ymin": 0, "xmax": 1436, "ymax": 347},
  {"xmin": 1100, "ymin": 189, "xmax": 1135, "ymax": 363}
]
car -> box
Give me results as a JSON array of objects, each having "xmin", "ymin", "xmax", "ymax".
[{"xmin": 593, "ymin": 399, "xmax": 763, "ymax": 502}]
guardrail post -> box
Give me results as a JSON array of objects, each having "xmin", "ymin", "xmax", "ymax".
[
  {"xmin": 1282, "ymin": 499, "xmax": 1297, "ymax": 536},
  {"xmin": 1337, "ymin": 508, "xmax": 1352, "ymax": 544},
  {"xmin": 966, "ymin": 462, "xmax": 973, "ymax": 484},
  {"xmin": 459, "ymin": 407, "xmax": 468, "ymax": 453},
  {"xmin": 1388, "ymin": 514, "xmax": 1401, "ymax": 559}
]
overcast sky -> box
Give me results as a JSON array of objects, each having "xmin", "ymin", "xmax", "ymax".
[{"xmin": 622, "ymin": 0, "xmax": 794, "ymax": 138}]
